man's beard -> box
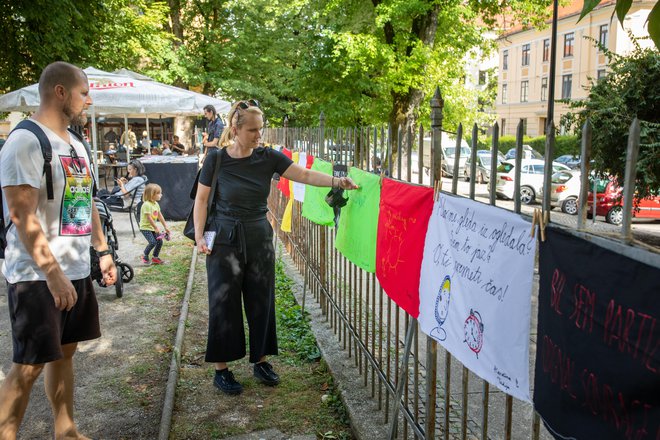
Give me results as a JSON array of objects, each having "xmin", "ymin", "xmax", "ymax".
[{"xmin": 63, "ymin": 98, "xmax": 88, "ymax": 126}]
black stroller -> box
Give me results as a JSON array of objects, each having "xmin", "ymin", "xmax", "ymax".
[{"xmin": 90, "ymin": 198, "xmax": 134, "ymax": 298}]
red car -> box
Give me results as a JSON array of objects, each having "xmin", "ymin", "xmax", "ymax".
[{"xmin": 586, "ymin": 178, "xmax": 660, "ymax": 225}]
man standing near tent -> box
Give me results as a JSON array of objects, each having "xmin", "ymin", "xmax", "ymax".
[
  {"xmin": 201, "ymin": 104, "xmax": 224, "ymax": 152},
  {"xmin": 0, "ymin": 61, "xmax": 117, "ymax": 439},
  {"xmin": 120, "ymin": 125, "xmax": 137, "ymax": 152}
]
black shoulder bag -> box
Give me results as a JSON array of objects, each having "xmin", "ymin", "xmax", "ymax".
[{"xmin": 183, "ymin": 150, "xmax": 223, "ymax": 241}]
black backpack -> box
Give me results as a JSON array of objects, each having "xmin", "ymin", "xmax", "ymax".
[{"xmin": 0, "ymin": 120, "xmax": 94, "ymax": 259}]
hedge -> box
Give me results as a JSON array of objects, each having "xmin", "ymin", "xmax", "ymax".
[{"xmin": 465, "ymin": 134, "xmax": 580, "ymax": 158}]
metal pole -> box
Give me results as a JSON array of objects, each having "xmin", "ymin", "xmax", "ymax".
[
  {"xmin": 430, "ymin": 87, "xmax": 445, "ymax": 187},
  {"xmin": 542, "ymin": 0, "xmax": 559, "ymax": 215},
  {"xmin": 577, "ymin": 119, "xmax": 592, "ymax": 229}
]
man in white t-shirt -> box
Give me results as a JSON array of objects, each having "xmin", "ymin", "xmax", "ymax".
[{"xmin": 0, "ymin": 61, "xmax": 117, "ymax": 439}]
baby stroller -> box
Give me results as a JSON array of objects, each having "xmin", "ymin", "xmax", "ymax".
[{"xmin": 90, "ymin": 198, "xmax": 134, "ymax": 298}]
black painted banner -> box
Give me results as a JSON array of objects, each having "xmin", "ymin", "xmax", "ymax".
[{"xmin": 535, "ymin": 228, "xmax": 659, "ymax": 440}]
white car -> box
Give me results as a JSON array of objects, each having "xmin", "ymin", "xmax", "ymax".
[
  {"xmin": 493, "ymin": 159, "xmax": 571, "ymax": 205},
  {"xmin": 422, "ymin": 133, "xmax": 471, "ymax": 177},
  {"xmin": 546, "ymin": 169, "xmax": 582, "ymax": 214}
]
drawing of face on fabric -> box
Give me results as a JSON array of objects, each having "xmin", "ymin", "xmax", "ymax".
[
  {"xmin": 463, "ymin": 309, "xmax": 484, "ymax": 357},
  {"xmin": 430, "ymin": 275, "xmax": 451, "ymax": 341}
]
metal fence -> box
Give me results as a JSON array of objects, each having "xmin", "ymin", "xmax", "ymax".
[{"xmin": 264, "ymin": 88, "xmax": 660, "ymax": 440}]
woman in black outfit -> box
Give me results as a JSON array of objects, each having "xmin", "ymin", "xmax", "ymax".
[{"xmin": 194, "ymin": 100, "xmax": 357, "ymax": 395}]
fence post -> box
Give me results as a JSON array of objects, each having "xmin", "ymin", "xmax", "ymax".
[
  {"xmin": 430, "ymin": 87, "xmax": 444, "ymax": 187},
  {"xmin": 283, "ymin": 115, "xmax": 289, "ymax": 150},
  {"xmin": 489, "ymin": 122, "xmax": 499, "ymax": 206},
  {"xmin": 452, "ymin": 123, "xmax": 463, "ymax": 194},
  {"xmin": 319, "ymin": 111, "xmax": 326, "ymax": 160},
  {"xmin": 542, "ymin": 120, "xmax": 556, "ymax": 216},
  {"xmin": 621, "ymin": 117, "xmax": 641, "ymax": 243},
  {"xmin": 469, "ymin": 124, "xmax": 478, "ymax": 199},
  {"xmin": 514, "ymin": 119, "xmax": 524, "ymax": 213},
  {"xmin": 426, "ymin": 87, "xmax": 443, "ymax": 440},
  {"xmin": 577, "ymin": 119, "xmax": 592, "ymax": 230}
]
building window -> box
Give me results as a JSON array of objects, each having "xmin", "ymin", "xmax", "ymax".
[
  {"xmin": 543, "ymin": 39, "xmax": 550, "ymax": 62},
  {"xmin": 501, "ymin": 119, "xmax": 506, "ymax": 136},
  {"xmin": 521, "ymin": 44, "xmax": 530, "ymax": 66},
  {"xmin": 563, "ymin": 32, "xmax": 574, "ymax": 57},
  {"xmin": 478, "ymin": 70, "xmax": 487, "ymax": 85},
  {"xmin": 541, "ymin": 77, "xmax": 548, "ymax": 101},
  {"xmin": 502, "ymin": 83, "xmax": 508, "ymax": 104},
  {"xmin": 599, "ymin": 25, "xmax": 608, "ymax": 50},
  {"xmin": 597, "ymin": 69, "xmax": 607, "ymax": 80},
  {"xmin": 540, "ymin": 117, "xmax": 547, "ymax": 135},
  {"xmin": 521, "ymin": 80, "xmax": 529, "ymax": 102},
  {"xmin": 561, "ymin": 74, "xmax": 572, "ymax": 99},
  {"xmin": 503, "ymin": 50, "xmax": 508, "ymax": 70},
  {"xmin": 522, "ymin": 118, "xmax": 528, "ymax": 136}
]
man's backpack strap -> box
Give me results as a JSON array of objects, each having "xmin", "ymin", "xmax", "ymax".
[{"xmin": 14, "ymin": 120, "xmax": 54, "ymax": 200}]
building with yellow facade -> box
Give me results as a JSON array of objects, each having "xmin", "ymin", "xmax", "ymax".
[{"xmin": 496, "ymin": 0, "xmax": 655, "ymax": 137}]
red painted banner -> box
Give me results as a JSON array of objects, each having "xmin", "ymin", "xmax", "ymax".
[
  {"xmin": 375, "ymin": 178, "xmax": 434, "ymax": 318},
  {"xmin": 277, "ymin": 147, "xmax": 292, "ymax": 197}
]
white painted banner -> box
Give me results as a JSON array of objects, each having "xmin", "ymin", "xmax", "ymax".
[
  {"xmin": 418, "ymin": 194, "xmax": 537, "ymax": 402},
  {"xmin": 293, "ymin": 153, "xmax": 308, "ymax": 202}
]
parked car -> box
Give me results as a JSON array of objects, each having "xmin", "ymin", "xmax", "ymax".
[
  {"xmin": 554, "ymin": 154, "xmax": 581, "ymax": 169},
  {"xmin": 503, "ymin": 145, "xmax": 543, "ymax": 161},
  {"xmin": 492, "ymin": 159, "xmax": 570, "ymax": 205},
  {"xmin": 546, "ymin": 169, "xmax": 582, "ymax": 214},
  {"xmin": 586, "ymin": 178, "xmax": 660, "ymax": 225},
  {"xmin": 422, "ymin": 132, "xmax": 471, "ymax": 177},
  {"xmin": 463, "ymin": 150, "xmax": 504, "ymax": 184}
]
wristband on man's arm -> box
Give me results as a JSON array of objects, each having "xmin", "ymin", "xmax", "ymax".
[{"xmin": 96, "ymin": 249, "xmax": 113, "ymax": 258}]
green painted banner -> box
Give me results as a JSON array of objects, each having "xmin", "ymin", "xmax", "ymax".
[
  {"xmin": 335, "ymin": 167, "xmax": 381, "ymax": 273},
  {"xmin": 302, "ymin": 159, "xmax": 335, "ymax": 227}
]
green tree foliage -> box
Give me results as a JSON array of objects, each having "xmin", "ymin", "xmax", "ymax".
[
  {"xmin": 563, "ymin": 43, "xmax": 660, "ymax": 199},
  {"xmin": 0, "ymin": 0, "xmax": 174, "ymax": 93}
]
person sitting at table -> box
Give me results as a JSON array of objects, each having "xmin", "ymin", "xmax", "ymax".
[
  {"xmin": 150, "ymin": 146, "xmax": 162, "ymax": 155},
  {"xmin": 161, "ymin": 140, "xmax": 173, "ymax": 155},
  {"xmin": 171, "ymin": 135, "xmax": 186, "ymax": 155},
  {"xmin": 98, "ymin": 159, "xmax": 148, "ymax": 208}
]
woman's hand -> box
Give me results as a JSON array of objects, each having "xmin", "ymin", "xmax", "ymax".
[
  {"xmin": 196, "ymin": 237, "xmax": 211, "ymax": 255},
  {"xmin": 337, "ymin": 176, "xmax": 358, "ymax": 190}
]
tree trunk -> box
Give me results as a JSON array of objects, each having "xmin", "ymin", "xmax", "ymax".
[
  {"xmin": 385, "ymin": 5, "xmax": 439, "ymax": 175},
  {"xmin": 168, "ymin": 0, "xmax": 184, "ymax": 46}
]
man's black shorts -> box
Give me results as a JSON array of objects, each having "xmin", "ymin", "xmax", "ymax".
[{"xmin": 6, "ymin": 277, "xmax": 101, "ymax": 365}]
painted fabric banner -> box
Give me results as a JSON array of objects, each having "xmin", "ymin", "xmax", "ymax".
[
  {"xmin": 281, "ymin": 152, "xmax": 299, "ymax": 232},
  {"xmin": 418, "ymin": 194, "xmax": 536, "ymax": 402},
  {"xmin": 335, "ymin": 167, "xmax": 381, "ymax": 273},
  {"xmin": 534, "ymin": 227, "xmax": 660, "ymax": 440},
  {"xmin": 301, "ymin": 159, "xmax": 335, "ymax": 227},
  {"xmin": 292, "ymin": 153, "xmax": 312, "ymax": 202},
  {"xmin": 375, "ymin": 178, "xmax": 434, "ymax": 318},
  {"xmin": 277, "ymin": 147, "xmax": 292, "ymax": 197}
]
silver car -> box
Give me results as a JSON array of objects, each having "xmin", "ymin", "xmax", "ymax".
[{"xmin": 463, "ymin": 150, "xmax": 503, "ymax": 184}]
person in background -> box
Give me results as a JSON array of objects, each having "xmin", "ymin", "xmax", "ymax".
[
  {"xmin": 194, "ymin": 100, "xmax": 357, "ymax": 396},
  {"xmin": 171, "ymin": 135, "xmax": 186, "ymax": 155},
  {"xmin": 0, "ymin": 60, "xmax": 116, "ymax": 440},
  {"xmin": 140, "ymin": 131, "xmax": 151, "ymax": 151},
  {"xmin": 97, "ymin": 159, "xmax": 147, "ymax": 208},
  {"xmin": 202, "ymin": 105, "xmax": 224, "ymax": 152},
  {"xmin": 120, "ymin": 125, "xmax": 137, "ymax": 152},
  {"xmin": 139, "ymin": 183, "xmax": 170, "ymax": 265},
  {"xmin": 161, "ymin": 140, "xmax": 172, "ymax": 156}
]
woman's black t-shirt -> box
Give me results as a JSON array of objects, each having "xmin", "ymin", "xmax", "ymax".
[{"xmin": 199, "ymin": 147, "xmax": 293, "ymax": 217}]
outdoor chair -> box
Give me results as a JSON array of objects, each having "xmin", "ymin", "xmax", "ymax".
[{"xmin": 108, "ymin": 179, "xmax": 147, "ymax": 238}]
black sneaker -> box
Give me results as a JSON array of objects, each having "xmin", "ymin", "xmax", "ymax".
[
  {"xmin": 214, "ymin": 369, "xmax": 243, "ymax": 395},
  {"xmin": 253, "ymin": 361, "xmax": 280, "ymax": 386}
]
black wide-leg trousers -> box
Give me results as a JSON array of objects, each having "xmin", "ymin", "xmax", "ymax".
[{"xmin": 204, "ymin": 215, "xmax": 278, "ymax": 363}]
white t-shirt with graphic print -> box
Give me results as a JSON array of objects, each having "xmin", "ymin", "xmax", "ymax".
[{"xmin": 0, "ymin": 119, "xmax": 95, "ymax": 283}]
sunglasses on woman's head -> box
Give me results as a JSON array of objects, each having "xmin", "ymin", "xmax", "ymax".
[{"xmin": 236, "ymin": 99, "xmax": 260, "ymax": 110}]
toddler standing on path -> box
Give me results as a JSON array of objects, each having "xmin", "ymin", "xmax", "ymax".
[{"xmin": 139, "ymin": 183, "xmax": 170, "ymax": 265}]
